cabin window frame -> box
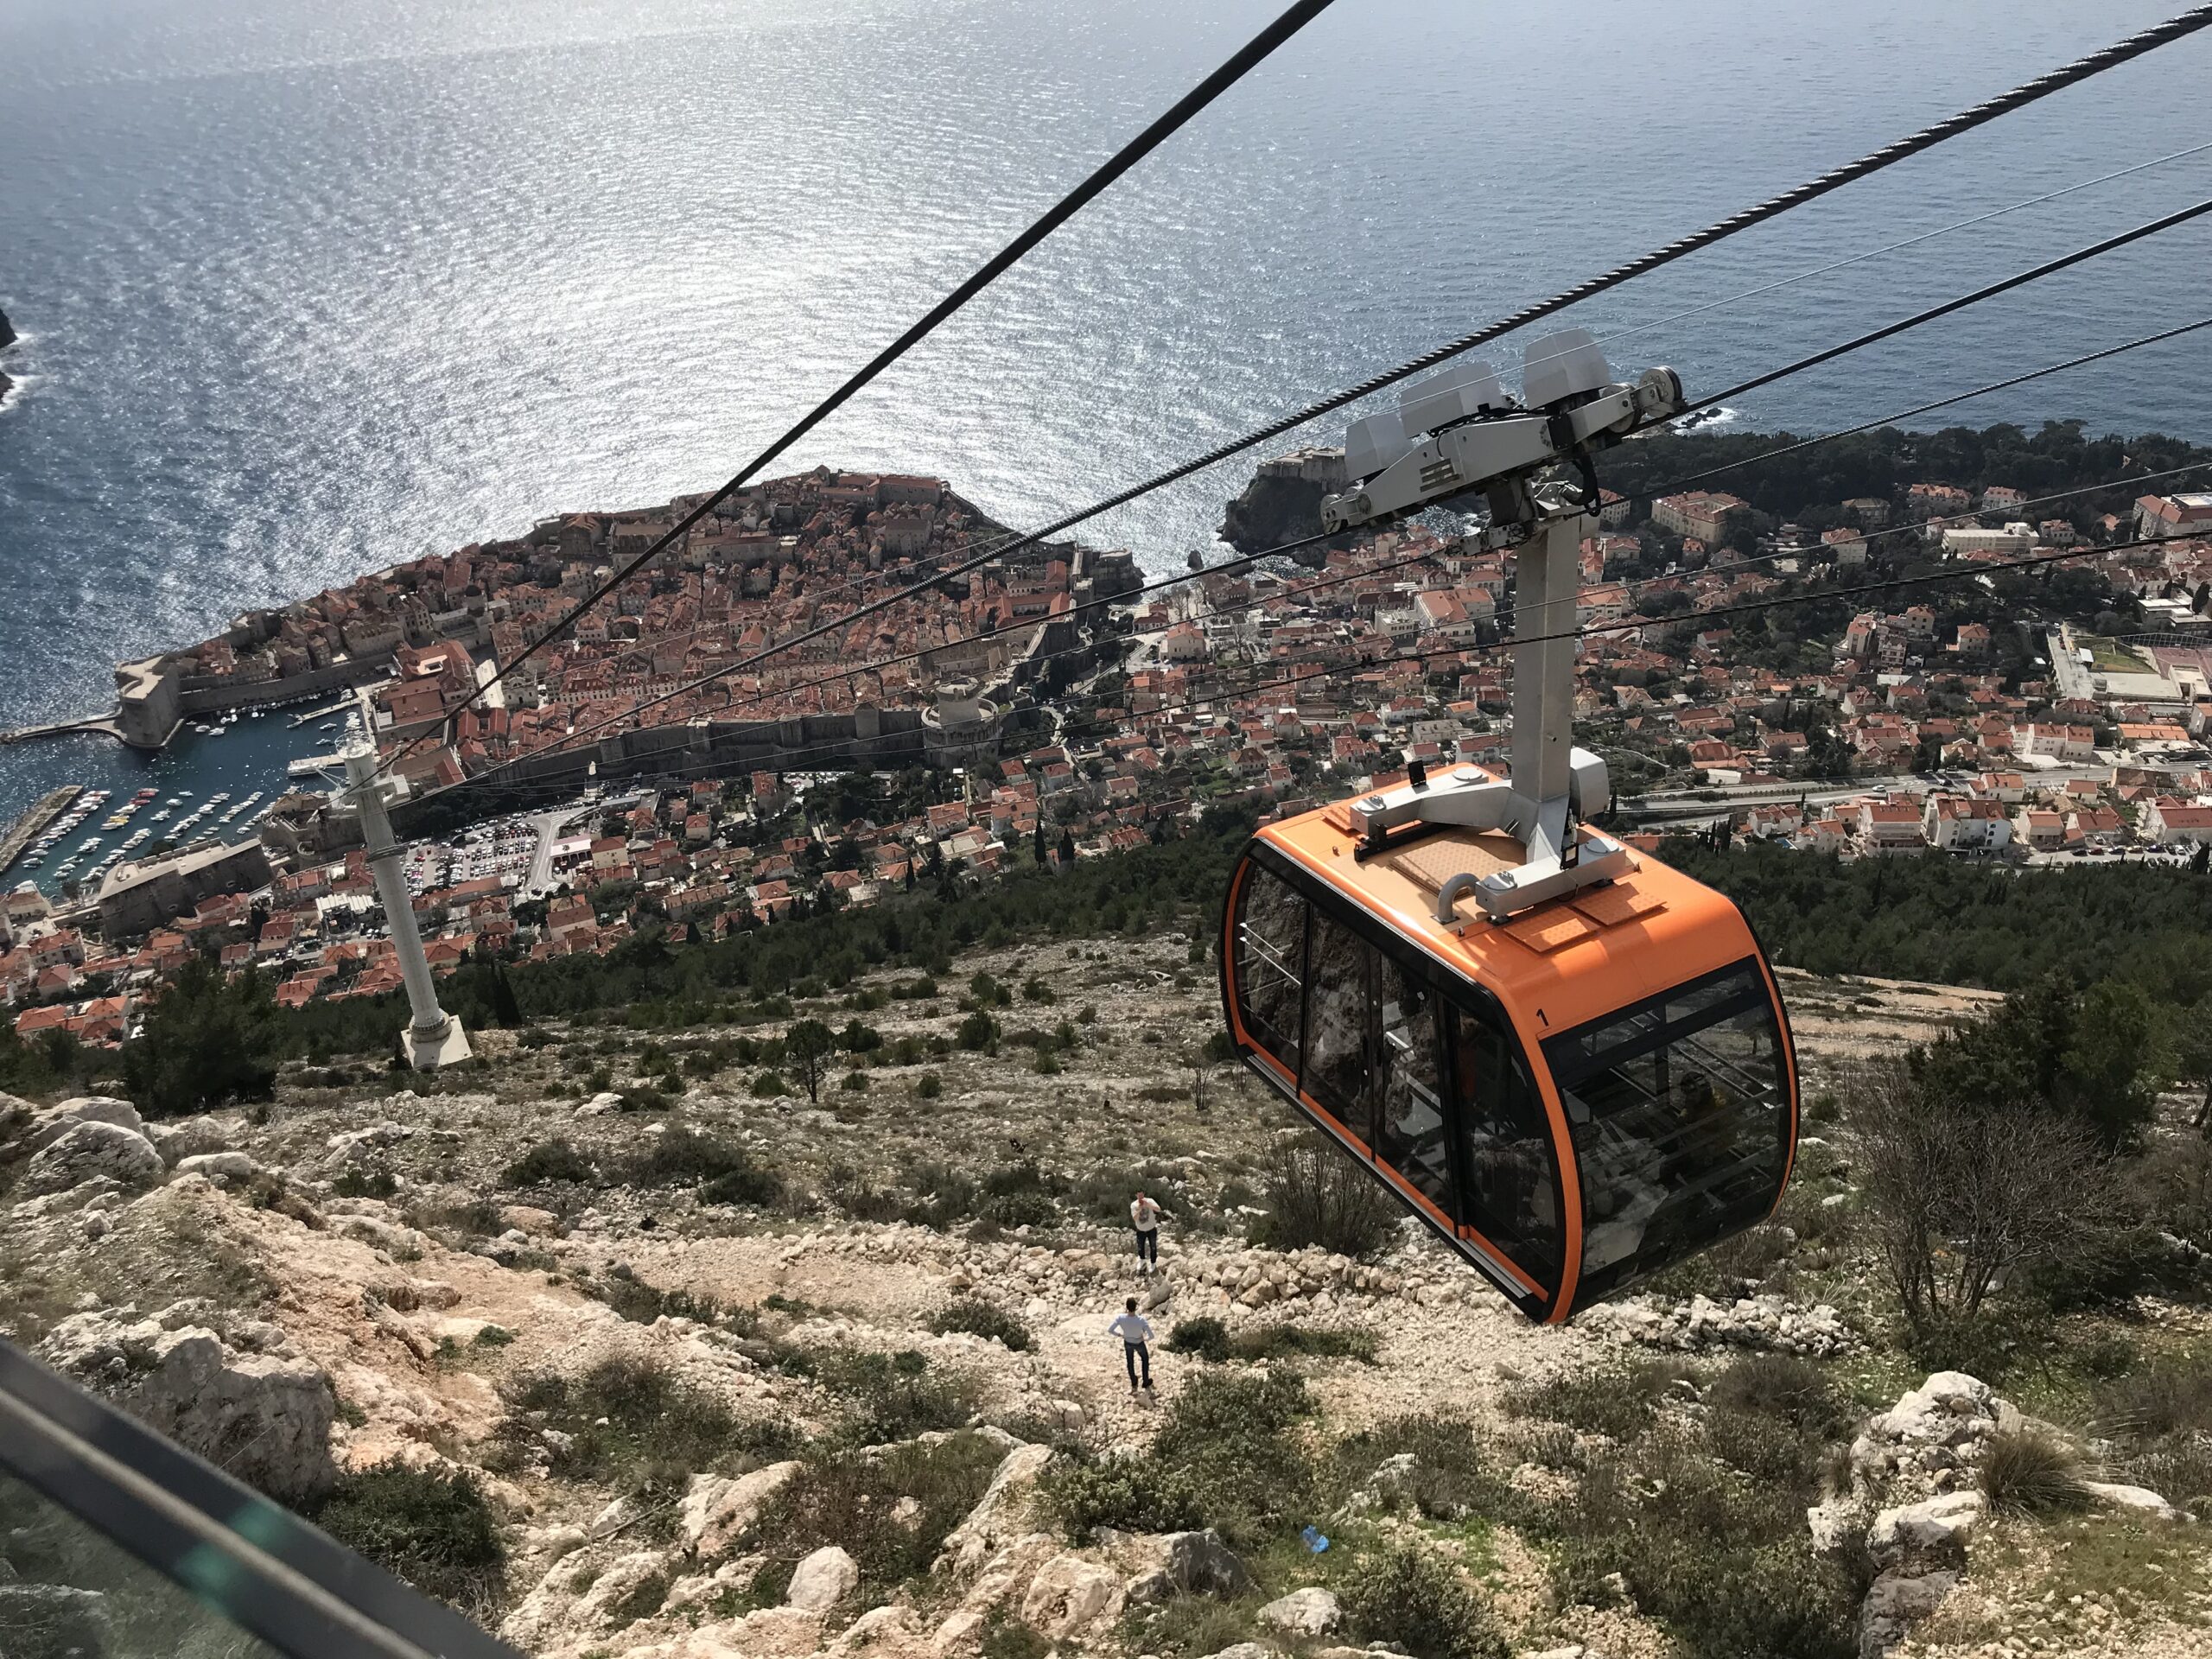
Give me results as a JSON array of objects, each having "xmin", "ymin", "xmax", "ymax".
[{"xmin": 1226, "ymin": 844, "xmax": 1565, "ymax": 1313}]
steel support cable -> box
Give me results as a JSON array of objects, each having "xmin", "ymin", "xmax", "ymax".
[
  {"xmin": 489, "ymin": 141, "xmax": 2212, "ymax": 700},
  {"xmin": 372, "ymin": 5, "xmax": 2212, "ymax": 790},
  {"xmin": 418, "ymin": 348, "xmax": 2212, "ymax": 810},
  {"xmin": 1536, "ymin": 135, "xmax": 2212, "ymax": 375},
  {"xmin": 1680, "ymin": 195, "xmax": 2212, "ymax": 416},
  {"xmin": 1634, "ymin": 313, "xmax": 2212, "ymax": 500},
  {"xmin": 421, "ymin": 213, "xmax": 2212, "ymax": 796},
  {"xmin": 443, "ymin": 481, "xmax": 2179, "ymax": 800},
  {"xmin": 371, "ymin": 0, "xmax": 1344, "ymax": 779}
]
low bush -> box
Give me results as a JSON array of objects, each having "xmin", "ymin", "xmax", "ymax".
[
  {"xmin": 1165, "ymin": 1316, "xmax": 1230, "ymax": 1362},
  {"xmin": 929, "ymin": 1298, "xmax": 1032, "ymax": 1351},
  {"xmin": 1246, "ymin": 1135, "xmax": 1396, "ymax": 1259},
  {"xmin": 1979, "ymin": 1427, "xmax": 2091, "ymax": 1515},
  {"xmin": 1503, "ymin": 1358, "xmax": 1689, "ymax": 1443},
  {"xmin": 1230, "ymin": 1323, "xmax": 1377, "ymax": 1364},
  {"xmin": 1547, "ymin": 1430, "xmax": 1866, "ymax": 1659},
  {"xmin": 1042, "ymin": 1452, "xmax": 1206, "ymax": 1538},
  {"xmin": 1338, "ymin": 1537, "xmax": 1509, "ymax": 1659},
  {"xmin": 505, "ymin": 1357, "xmax": 772, "ymax": 1491},
  {"xmin": 807, "ymin": 1347, "xmax": 979, "ymax": 1445},
  {"xmin": 309, "ymin": 1462, "xmax": 506, "ymax": 1613},
  {"xmin": 616, "ymin": 1125, "xmax": 783, "ymax": 1207},
  {"xmin": 502, "ymin": 1138, "xmax": 595, "ymax": 1187},
  {"xmin": 1043, "ymin": 1369, "xmax": 1313, "ymax": 1548},
  {"xmin": 750, "ymin": 1431, "xmax": 1006, "ymax": 1597},
  {"xmin": 1329, "ymin": 1412, "xmax": 1510, "ymax": 1521}
]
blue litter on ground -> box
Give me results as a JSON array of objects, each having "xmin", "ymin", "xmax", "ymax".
[{"xmin": 1300, "ymin": 1525, "xmax": 1330, "ymax": 1552}]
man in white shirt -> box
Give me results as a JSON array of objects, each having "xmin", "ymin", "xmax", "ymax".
[
  {"xmin": 1130, "ymin": 1191, "xmax": 1163, "ymax": 1274},
  {"xmin": 1108, "ymin": 1297, "xmax": 1154, "ymax": 1394}
]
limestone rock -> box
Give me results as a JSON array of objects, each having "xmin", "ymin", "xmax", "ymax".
[
  {"xmin": 1867, "ymin": 1490, "xmax": 1984, "ymax": 1564},
  {"xmin": 786, "ymin": 1545, "xmax": 860, "ymax": 1612},
  {"xmin": 41, "ymin": 1312, "xmax": 334, "ymax": 1502},
  {"xmin": 0, "ymin": 1584, "xmax": 112, "ymax": 1656},
  {"xmin": 28, "ymin": 1096, "xmax": 145, "ymax": 1152},
  {"xmin": 2080, "ymin": 1479, "xmax": 2182, "ymax": 1522},
  {"xmin": 1859, "ymin": 1567, "xmax": 1957, "ymax": 1658},
  {"xmin": 1160, "ymin": 1529, "xmax": 1252, "ymax": 1597},
  {"xmin": 684, "ymin": 1461, "xmax": 804, "ymax": 1560},
  {"xmin": 149, "ymin": 1116, "xmax": 229, "ymax": 1167},
  {"xmin": 939, "ymin": 1443, "xmax": 1053, "ymax": 1576},
  {"xmin": 175, "ymin": 1151, "xmax": 258, "ymax": 1182},
  {"xmin": 1257, "ymin": 1586, "xmax": 1341, "ymax": 1637},
  {"xmin": 18, "ymin": 1120, "xmax": 166, "ymax": 1197},
  {"xmin": 1197, "ymin": 1644, "xmax": 1277, "ymax": 1659},
  {"xmin": 575, "ymin": 1548, "xmax": 673, "ymax": 1628},
  {"xmin": 1020, "ymin": 1552, "xmax": 1123, "ymax": 1637},
  {"xmin": 1805, "ymin": 1497, "xmax": 1866, "ymax": 1553}
]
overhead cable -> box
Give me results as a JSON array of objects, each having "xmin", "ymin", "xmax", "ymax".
[
  {"xmin": 374, "ymin": 4, "xmax": 2212, "ymax": 787},
  {"xmin": 1683, "ymin": 195, "xmax": 2212, "ymax": 416},
  {"xmin": 380, "ymin": 0, "xmax": 1344, "ymax": 772}
]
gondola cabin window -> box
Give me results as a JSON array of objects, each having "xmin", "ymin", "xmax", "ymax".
[
  {"xmin": 1544, "ymin": 959, "xmax": 1790, "ymax": 1302},
  {"xmin": 1231, "ymin": 861, "xmax": 1306, "ymax": 1079},
  {"xmin": 1451, "ymin": 1004, "xmax": 1563, "ymax": 1286}
]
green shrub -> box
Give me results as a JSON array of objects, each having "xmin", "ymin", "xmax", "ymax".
[
  {"xmin": 1043, "ymin": 1452, "xmax": 1206, "ymax": 1537},
  {"xmin": 309, "ymin": 1462, "xmax": 505, "ymax": 1613},
  {"xmin": 750, "ymin": 1432, "xmax": 1005, "ymax": 1597},
  {"xmin": 1165, "ymin": 1316, "xmax": 1230, "ymax": 1363},
  {"xmin": 1329, "ymin": 1412, "xmax": 1510, "ymax": 1521},
  {"xmin": 1503, "ymin": 1358, "xmax": 1688, "ymax": 1442},
  {"xmin": 1338, "ymin": 1538, "xmax": 1508, "ymax": 1659},
  {"xmin": 1541, "ymin": 1429, "xmax": 1863, "ymax": 1659},
  {"xmin": 505, "ymin": 1357, "xmax": 760, "ymax": 1487},
  {"xmin": 1230, "ymin": 1323, "xmax": 1377, "ymax": 1364},
  {"xmin": 333, "ymin": 1168, "xmax": 397, "ymax": 1199},
  {"xmin": 808, "ymin": 1347, "xmax": 979, "ymax": 1445},
  {"xmin": 626, "ymin": 1126, "xmax": 780, "ymax": 1208},
  {"xmin": 751, "ymin": 1070, "xmax": 790, "ymax": 1096},
  {"xmin": 1979, "ymin": 1427, "xmax": 2091, "ymax": 1515},
  {"xmin": 929, "ymin": 1298, "xmax": 1032, "ymax": 1351},
  {"xmin": 502, "ymin": 1138, "xmax": 595, "ymax": 1186},
  {"xmin": 957, "ymin": 1011, "xmax": 999, "ymax": 1051},
  {"xmin": 1247, "ymin": 1135, "xmax": 1396, "ymax": 1258},
  {"xmin": 915, "ymin": 1073, "xmax": 943, "ymax": 1100}
]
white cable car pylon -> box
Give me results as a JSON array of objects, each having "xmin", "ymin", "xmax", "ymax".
[{"xmin": 1318, "ymin": 329, "xmax": 1686, "ymax": 920}]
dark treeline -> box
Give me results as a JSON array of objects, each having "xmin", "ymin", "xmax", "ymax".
[
  {"xmin": 1602, "ymin": 419, "xmax": 2212, "ymax": 531},
  {"xmin": 1662, "ymin": 837, "xmax": 2212, "ymax": 1020}
]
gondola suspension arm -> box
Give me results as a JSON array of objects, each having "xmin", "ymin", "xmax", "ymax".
[{"xmin": 1316, "ymin": 332, "xmax": 1688, "ymax": 922}]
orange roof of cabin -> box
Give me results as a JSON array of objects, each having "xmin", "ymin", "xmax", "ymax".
[{"xmin": 1256, "ymin": 770, "xmax": 1758, "ymax": 1042}]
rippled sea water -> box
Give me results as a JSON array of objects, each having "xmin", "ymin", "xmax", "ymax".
[{"xmin": 3, "ymin": 0, "xmax": 2211, "ymax": 823}]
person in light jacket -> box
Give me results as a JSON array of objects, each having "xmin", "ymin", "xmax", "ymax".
[
  {"xmin": 1130, "ymin": 1191, "xmax": 1164, "ymax": 1273},
  {"xmin": 1108, "ymin": 1297, "xmax": 1154, "ymax": 1394}
]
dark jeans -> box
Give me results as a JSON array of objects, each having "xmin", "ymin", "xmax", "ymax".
[
  {"xmin": 1124, "ymin": 1340, "xmax": 1152, "ymax": 1388},
  {"xmin": 1134, "ymin": 1226, "xmax": 1158, "ymax": 1264}
]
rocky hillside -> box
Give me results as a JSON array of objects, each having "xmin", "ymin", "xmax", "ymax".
[{"xmin": 2, "ymin": 940, "xmax": 2207, "ymax": 1659}]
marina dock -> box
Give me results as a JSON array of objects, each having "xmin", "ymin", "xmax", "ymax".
[{"xmin": 0, "ymin": 785, "xmax": 84, "ymax": 877}]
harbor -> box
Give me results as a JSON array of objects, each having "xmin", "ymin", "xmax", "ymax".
[
  {"xmin": 0, "ymin": 785, "xmax": 83, "ymax": 877},
  {"xmin": 0, "ymin": 706, "xmax": 343, "ymax": 899}
]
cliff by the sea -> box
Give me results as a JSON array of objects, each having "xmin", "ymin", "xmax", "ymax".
[
  {"xmin": 1218, "ymin": 445, "xmax": 1350, "ymax": 562},
  {"xmin": 0, "ymin": 306, "xmax": 16, "ymax": 406}
]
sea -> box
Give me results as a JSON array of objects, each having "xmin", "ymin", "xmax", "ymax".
[{"xmin": 3, "ymin": 0, "xmax": 2211, "ymax": 880}]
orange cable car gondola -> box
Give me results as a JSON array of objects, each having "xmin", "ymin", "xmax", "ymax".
[{"xmin": 1214, "ymin": 335, "xmax": 1798, "ymax": 1324}]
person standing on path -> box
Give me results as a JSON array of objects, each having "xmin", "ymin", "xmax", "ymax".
[
  {"xmin": 1109, "ymin": 1297, "xmax": 1154, "ymax": 1395},
  {"xmin": 1131, "ymin": 1190, "xmax": 1163, "ymax": 1273}
]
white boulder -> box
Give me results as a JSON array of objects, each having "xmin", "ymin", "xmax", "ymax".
[
  {"xmin": 18, "ymin": 1120, "xmax": 165, "ymax": 1197},
  {"xmin": 1257, "ymin": 1586, "xmax": 1341, "ymax": 1637},
  {"xmin": 786, "ymin": 1545, "xmax": 860, "ymax": 1612},
  {"xmin": 1867, "ymin": 1490, "xmax": 1985, "ymax": 1564}
]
